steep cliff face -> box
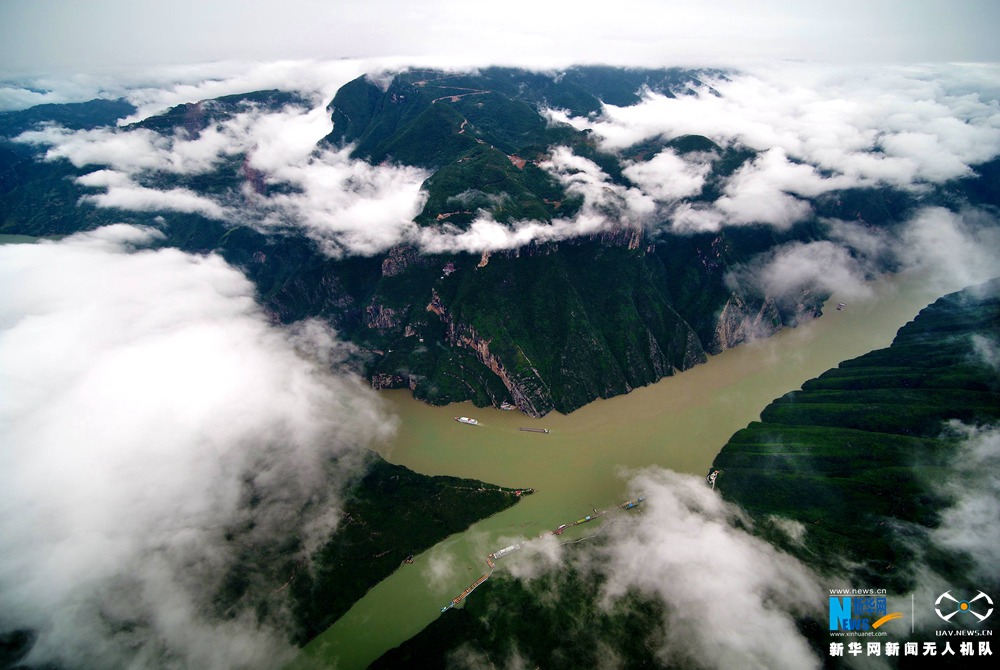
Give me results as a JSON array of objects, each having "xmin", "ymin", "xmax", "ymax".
[
  {"xmin": 380, "ymin": 245, "xmax": 421, "ymax": 277},
  {"xmin": 364, "ymin": 303, "xmax": 402, "ymax": 334},
  {"xmin": 711, "ymin": 294, "xmax": 783, "ymax": 351},
  {"xmin": 369, "ymin": 236, "xmax": 713, "ymax": 416},
  {"xmin": 426, "ymin": 290, "xmax": 554, "ymax": 417}
]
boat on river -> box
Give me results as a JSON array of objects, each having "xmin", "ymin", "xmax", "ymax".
[{"xmin": 454, "ymin": 416, "xmax": 480, "ymax": 426}]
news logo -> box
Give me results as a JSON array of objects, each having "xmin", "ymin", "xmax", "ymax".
[
  {"xmin": 935, "ymin": 591, "xmax": 994, "ymax": 624},
  {"xmin": 829, "ymin": 591, "xmax": 903, "ymax": 632}
]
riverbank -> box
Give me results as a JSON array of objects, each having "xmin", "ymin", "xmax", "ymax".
[{"xmin": 298, "ymin": 271, "xmax": 946, "ymax": 669}]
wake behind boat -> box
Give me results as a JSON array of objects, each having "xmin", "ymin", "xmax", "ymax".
[{"xmin": 454, "ymin": 416, "xmax": 480, "ymax": 426}]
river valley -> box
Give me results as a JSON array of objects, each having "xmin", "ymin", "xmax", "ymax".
[{"xmin": 301, "ymin": 272, "xmax": 953, "ymax": 669}]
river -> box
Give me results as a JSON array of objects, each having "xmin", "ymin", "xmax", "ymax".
[{"xmin": 298, "ymin": 272, "xmax": 950, "ymax": 669}]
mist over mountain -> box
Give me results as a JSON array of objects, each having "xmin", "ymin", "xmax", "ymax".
[
  {"xmin": 2, "ymin": 58, "xmax": 1000, "ymax": 668},
  {"xmin": 3, "ymin": 63, "xmax": 999, "ymax": 419},
  {"xmin": 372, "ymin": 279, "xmax": 1000, "ymax": 670}
]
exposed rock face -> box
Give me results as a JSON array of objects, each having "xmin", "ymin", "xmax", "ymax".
[
  {"xmin": 365, "ymin": 303, "xmax": 402, "ymax": 334},
  {"xmin": 426, "ymin": 291, "xmax": 553, "ymax": 417},
  {"xmin": 371, "ymin": 372, "xmax": 415, "ymax": 390},
  {"xmin": 381, "ymin": 245, "xmax": 420, "ymax": 277},
  {"xmin": 596, "ymin": 224, "xmax": 643, "ymax": 250},
  {"xmin": 711, "ymin": 294, "xmax": 783, "ymax": 352},
  {"xmin": 449, "ymin": 322, "xmax": 554, "ymax": 418},
  {"xmin": 241, "ymin": 156, "xmax": 267, "ymax": 195}
]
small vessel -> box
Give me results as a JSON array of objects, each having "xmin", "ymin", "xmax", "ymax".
[
  {"xmin": 519, "ymin": 427, "xmax": 549, "ymax": 433},
  {"xmin": 499, "ymin": 401, "xmax": 516, "ymax": 410},
  {"xmin": 620, "ymin": 496, "xmax": 645, "ymax": 510},
  {"xmin": 455, "ymin": 416, "xmax": 480, "ymax": 426},
  {"xmin": 836, "ymin": 302, "xmax": 846, "ymax": 311},
  {"xmin": 488, "ymin": 543, "xmax": 522, "ymax": 561}
]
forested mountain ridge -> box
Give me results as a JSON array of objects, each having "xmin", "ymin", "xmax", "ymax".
[
  {"xmin": 2, "ymin": 67, "xmax": 998, "ymax": 416},
  {"xmin": 712, "ymin": 277, "xmax": 1000, "ymax": 591},
  {"xmin": 369, "ymin": 279, "xmax": 1000, "ymax": 669}
]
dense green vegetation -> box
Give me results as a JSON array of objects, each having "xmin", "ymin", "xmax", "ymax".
[
  {"xmin": 371, "ymin": 559, "xmax": 668, "ymax": 670},
  {"xmin": 3, "ymin": 70, "xmax": 999, "ymax": 419},
  {"xmin": 0, "ymin": 455, "xmax": 528, "ymax": 665},
  {"xmin": 283, "ymin": 456, "xmax": 529, "ymax": 643},
  {"xmin": 713, "ymin": 279, "xmax": 1000, "ymax": 591},
  {"xmin": 370, "ymin": 280, "xmax": 1000, "ymax": 668}
]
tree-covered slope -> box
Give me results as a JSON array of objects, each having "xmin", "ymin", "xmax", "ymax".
[
  {"xmin": 285, "ymin": 456, "xmax": 529, "ymax": 644},
  {"xmin": 0, "ymin": 453, "xmax": 529, "ymax": 665},
  {"xmin": 3, "ymin": 69, "xmax": 999, "ymax": 418},
  {"xmin": 371, "ymin": 563, "xmax": 666, "ymax": 670},
  {"xmin": 369, "ymin": 280, "xmax": 1000, "ymax": 669},
  {"xmin": 712, "ymin": 278, "xmax": 1000, "ymax": 590}
]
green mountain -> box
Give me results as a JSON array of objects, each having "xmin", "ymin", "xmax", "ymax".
[
  {"xmin": 369, "ymin": 279, "xmax": 1000, "ymax": 668},
  {"xmin": 2, "ymin": 69, "xmax": 999, "ymax": 417},
  {"xmin": 0, "ymin": 453, "xmax": 529, "ymax": 665},
  {"xmin": 712, "ymin": 277, "xmax": 1000, "ymax": 591}
]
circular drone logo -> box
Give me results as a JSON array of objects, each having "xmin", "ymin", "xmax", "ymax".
[{"xmin": 935, "ymin": 591, "xmax": 994, "ymax": 623}]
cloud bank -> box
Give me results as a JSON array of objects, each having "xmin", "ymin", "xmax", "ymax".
[
  {"xmin": 494, "ymin": 470, "xmax": 825, "ymax": 669},
  {"xmin": 597, "ymin": 470, "xmax": 824, "ymax": 669},
  {"xmin": 0, "ymin": 226, "xmax": 393, "ymax": 668},
  {"xmin": 930, "ymin": 424, "xmax": 1000, "ymax": 585},
  {"xmin": 8, "ymin": 62, "xmax": 1000, "ymax": 294}
]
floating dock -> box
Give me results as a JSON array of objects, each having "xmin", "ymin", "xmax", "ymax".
[
  {"xmin": 489, "ymin": 543, "xmax": 523, "ymax": 561},
  {"xmin": 440, "ymin": 497, "xmax": 644, "ymax": 613},
  {"xmin": 441, "ymin": 572, "xmax": 491, "ymax": 612},
  {"xmin": 619, "ymin": 496, "xmax": 645, "ymax": 510}
]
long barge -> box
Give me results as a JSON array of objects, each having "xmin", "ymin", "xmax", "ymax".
[
  {"xmin": 439, "ymin": 496, "xmax": 646, "ymax": 613},
  {"xmin": 441, "ymin": 572, "xmax": 490, "ymax": 612}
]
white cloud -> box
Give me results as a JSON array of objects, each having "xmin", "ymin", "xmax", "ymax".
[
  {"xmin": 17, "ymin": 98, "xmax": 324, "ymax": 176},
  {"xmin": 732, "ymin": 239, "xmax": 876, "ymax": 304},
  {"xmin": 82, "ymin": 180, "xmax": 232, "ymax": 220},
  {"xmin": 414, "ymin": 213, "xmax": 613, "ymax": 254},
  {"xmin": 895, "ymin": 207, "xmax": 1000, "ymax": 293},
  {"xmin": 540, "ymin": 146, "xmax": 655, "ymax": 222},
  {"xmin": 422, "ymin": 551, "xmax": 458, "ymax": 591},
  {"xmin": 931, "ymin": 424, "xmax": 1000, "ymax": 584},
  {"xmin": 258, "ymin": 146, "xmax": 430, "ymax": 257},
  {"xmin": 10, "ymin": 61, "xmax": 1000, "ymax": 262},
  {"xmin": 622, "ymin": 148, "xmax": 712, "ymax": 202},
  {"xmin": 596, "ymin": 470, "xmax": 824, "ymax": 670},
  {"xmin": 0, "ymin": 225, "xmax": 394, "ymax": 668},
  {"xmin": 563, "ymin": 63, "xmax": 1000, "ymax": 187},
  {"xmin": 19, "ymin": 99, "xmax": 432, "ymax": 256}
]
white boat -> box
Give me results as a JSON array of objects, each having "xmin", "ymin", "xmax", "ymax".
[{"xmin": 455, "ymin": 416, "xmax": 480, "ymax": 426}]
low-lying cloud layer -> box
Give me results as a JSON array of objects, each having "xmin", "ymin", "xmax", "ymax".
[
  {"xmin": 549, "ymin": 62, "xmax": 1000, "ymax": 234},
  {"xmin": 0, "ymin": 226, "xmax": 393, "ymax": 668},
  {"xmin": 930, "ymin": 423, "xmax": 1000, "ymax": 585},
  {"xmin": 11, "ymin": 61, "xmax": 1000, "ymax": 260},
  {"xmin": 599, "ymin": 470, "xmax": 824, "ymax": 669},
  {"xmin": 497, "ymin": 424, "xmax": 1000, "ymax": 668},
  {"xmin": 496, "ymin": 470, "xmax": 825, "ymax": 669}
]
